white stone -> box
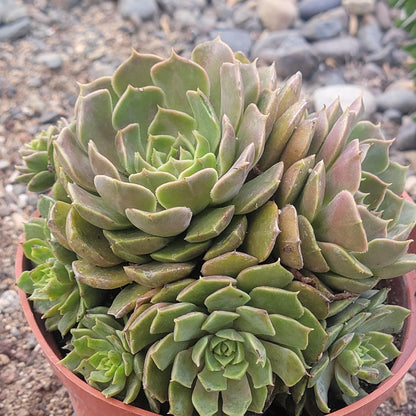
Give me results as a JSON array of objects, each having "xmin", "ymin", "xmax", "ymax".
[
  {"xmin": 342, "ymin": 0, "xmax": 375, "ymax": 15},
  {"xmin": 312, "ymin": 84, "xmax": 377, "ymax": 118},
  {"xmin": 257, "ymin": 0, "xmax": 298, "ymax": 31}
]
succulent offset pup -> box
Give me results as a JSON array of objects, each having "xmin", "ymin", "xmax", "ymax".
[{"xmin": 17, "ymin": 37, "xmax": 416, "ymax": 416}]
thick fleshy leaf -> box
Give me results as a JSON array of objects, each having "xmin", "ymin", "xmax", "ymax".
[
  {"xmin": 76, "ymin": 89, "xmax": 118, "ymax": 167},
  {"xmin": 151, "ymin": 240, "xmax": 212, "ymax": 262},
  {"xmin": 298, "ymin": 215, "xmax": 329, "ymax": 273},
  {"xmin": 257, "ymin": 88, "xmax": 279, "ymax": 137},
  {"xmin": 258, "ymin": 63, "xmax": 277, "ymax": 91},
  {"xmin": 318, "ymin": 273, "xmax": 377, "ymax": 294},
  {"xmin": 68, "ymin": 183, "xmax": 131, "ymax": 230},
  {"xmin": 171, "ymin": 349, "xmax": 199, "ymax": 388},
  {"xmin": 308, "ymin": 108, "xmax": 329, "ymax": 155},
  {"xmin": 88, "ymin": 141, "xmax": 120, "ymax": 179},
  {"xmin": 275, "ymin": 205, "xmax": 303, "ymax": 269},
  {"xmin": 73, "ymin": 260, "xmax": 132, "ymax": 289},
  {"xmin": 314, "ymin": 191, "xmax": 367, "ymax": 253},
  {"xmin": 231, "ymin": 162, "xmax": 284, "ymax": 215},
  {"xmin": 204, "ymin": 216, "xmax": 247, "ymax": 260},
  {"xmin": 112, "ymin": 51, "xmax": 162, "ymax": 96},
  {"xmin": 151, "ymin": 278, "xmax": 196, "ymax": 303},
  {"xmin": 318, "ymin": 242, "xmax": 373, "ymax": 279},
  {"xmin": 372, "ymin": 253, "xmax": 416, "ymax": 279},
  {"xmin": 263, "ymin": 314, "xmax": 312, "ymax": 350},
  {"xmin": 240, "ymin": 61, "xmax": 260, "ymax": 108},
  {"xmin": 112, "ymin": 86, "xmax": 165, "ymax": 133},
  {"xmin": 217, "ymin": 115, "xmax": 237, "ymax": 177},
  {"xmin": 297, "ymin": 160, "xmax": 325, "ymax": 223},
  {"xmin": 177, "ymin": 276, "xmax": 235, "ymax": 305},
  {"xmin": 130, "ymin": 169, "xmax": 176, "ymax": 192},
  {"xmin": 201, "ymin": 311, "xmax": 240, "ymax": 333},
  {"xmin": 115, "ymin": 124, "xmax": 146, "ymax": 174},
  {"xmin": 275, "ymin": 72, "xmax": 303, "ymax": 119},
  {"xmin": 156, "ymin": 168, "xmax": 218, "ymax": 214},
  {"xmin": 262, "ymin": 341, "xmax": 307, "ymax": 387},
  {"xmin": 361, "ymin": 139, "xmax": 393, "ymax": 175},
  {"xmin": 66, "ymin": 206, "xmax": 123, "ymax": 266},
  {"xmin": 379, "ymin": 190, "xmax": 404, "ymax": 228},
  {"xmin": 204, "ymin": 285, "xmax": 250, "ymax": 312},
  {"xmin": 358, "ymin": 206, "xmax": 389, "ymax": 240},
  {"xmin": 201, "ymin": 252, "xmax": 258, "ymax": 277},
  {"xmin": 174, "ymin": 312, "xmax": 207, "ymax": 342},
  {"xmin": 192, "ymin": 379, "xmax": 219, "ymax": 416},
  {"xmin": 151, "ymin": 51, "xmax": 210, "ymax": 115},
  {"xmin": 222, "ymin": 376, "xmax": 252, "ymax": 416},
  {"xmin": 326, "ymin": 97, "xmax": 343, "ymax": 131},
  {"xmin": 148, "ymin": 107, "xmax": 196, "ymax": 140},
  {"xmin": 243, "ymin": 201, "xmax": 280, "ymax": 262},
  {"xmin": 354, "ymin": 239, "xmax": 410, "ymax": 269},
  {"xmin": 360, "ymin": 172, "xmax": 389, "ymax": 211},
  {"xmin": 259, "ymin": 100, "xmax": 307, "ymax": 171},
  {"xmin": 378, "ymin": 161, "xmax": 408, "ymax": 196},
  {"xmin": 126, "ymin": 206, "xmax": 192, "ymax": 237},
  {"xmin": 248, "ymin": 286, "xmax": 303, "ymax": 319},
  {"xmin": 234, "ymin": 306, "xmax": 275, "ymax": 336},
  {"xmin": 185, "ymin": 206, "xmax": 235, "ymax": 243},
  {"xmin": 316, "ymin": 109, "xmax": 354, "ymax": 169},
  {"xmin": 48, "ymin": 201, "xmax": 72, "ymax": 250},
  {"xmin": 220, "ymin": 62, "xmax": 244, "ymax": 130},
  {"xmin": 168, "ymin": 382, "xmax": 193, "ymax": 416},
  {"xmin": 325, "ymin": 139, "xmax": 362, "ymax": 201},
  {"xmin": 236, "ymin": 103, "xmax": 268, "ymax": 165},
  {"xmin": 191, "ymin": 37, "xmax": 234, "ymax": 116},
  {"xmin": 150, "ymin": 303, "xmax": 197, "ymax": 334},
  {"xmin": 210, "ymin": 144, "xmax": 255, "ymax": 204},
  {"xmin": 276, "ymin": 155, "xmax": 315, "ymax": 207},
  {"xmin": 54, "ymin": 127, "xmax": 95, "ymax": 191},
  {"xmin": 280, "ymin": 118, "xmax": 316, "ymax": 170},
  {"xmin": 124, "ymin": 262, "xmax": 195, "ymax": 288},
  {"xmin": 108, "ymin": 284, "xmax": 150, "ymax": 318},
  {"xmin": 285, "ymin": 281, "xmax": 330, "ymax": 320},
  {"xmin": 143, "ymin": 347, "xmax": 170, "ymax": 402},
  {"xmin": 236, "ymin": 260, "xmax": 294, "ymax": 292},
  {"xmin": 95, "ymin": 175, "xmax": 157, "ymax": 213},
  {"xmin": 103, "ymin": 228, "xmax": 171, "ymax": 256},
  {"xmin": 187, "ymin": 90, "xmax": 221, "ymax": 152}
]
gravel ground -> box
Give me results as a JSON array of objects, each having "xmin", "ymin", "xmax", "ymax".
[{"xmin": 0, "ymin": 1, "xmax": 415, "ymax": 415}]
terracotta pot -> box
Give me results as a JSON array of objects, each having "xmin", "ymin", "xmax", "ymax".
[{"xmin": 15, "ymin": 231, "xmax": 416, "ymax": 416}]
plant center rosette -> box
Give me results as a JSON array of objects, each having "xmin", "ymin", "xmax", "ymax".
[{"xmin": 16, "ymin": 37, "xmax": 416, "ymax": 416}]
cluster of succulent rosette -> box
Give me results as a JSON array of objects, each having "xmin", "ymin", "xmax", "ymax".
[{"xmin": 17, "ymin": 38, "xmax": 416, "ymax": 416}]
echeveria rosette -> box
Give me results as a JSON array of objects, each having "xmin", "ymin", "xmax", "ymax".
[
  {"xmin": 120, "ymin": 260, "xmax": 328, "ymax": 416},
  {"xmin": 16, "ymin": 126, "xmax": 58, "ymax": 192},
  {"xmin": 280, "ymin": 289, "xmax": 409, "ymax": 415},
  {"xmin": 17, "ymin": 196, "xmax": 103, "ymax": 335},
  {"xmin": 62, "ymin": 307, "xmax": 144, "ymax": 404},
  {"xmin": 49, "ymin": 37, "xmax": 292, "ymax": 272}
]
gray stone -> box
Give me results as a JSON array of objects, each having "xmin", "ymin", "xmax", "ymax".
[
  {"xmin": 365, "ymin": 45, "xmax": 392, "ymax": 65},
  {"xmin": 395, "ymin": 120, "xmax": 416, "ymax": 151},
  {"xmin": 375, "ymin": 0, "xmax": 392, "ymax": 31},
  {"xmin": 313, "ymin": 84, "xmax": 377, "ymax": 117},
  {"xmin": 36, "ymin": 52, "xmax": 63, "ymax": 70},
  {"xmin": 232, "ymin": 3, "xmax": 262, "ymax": 32},
  {"xmin": 383, "ymin": 108, "xmax": 402, "ymax": 124},
  {"xmin": 210, "ymin": 29, "xmax": 253, "ymax": 57},
  {"xmin": 257, "ymin": 0, "xmax": 298, "ymax": 31},
  {"xmin": 0, "ymin": 0, "xmax": 27, "ymax": 24},
  {"xmin": 298, "ymin": 0, "xmax": 341, "ymax": 20},
  {"xmin": 342, "ymin": 0, "xmax": 375, "ymax": 15},
  {"xmin": 358, "ymin": 22, "xmax": 383, "ymax": 53},
  {"xmin": 253, "ymin": 31, "xmax": 318, "ymax": 79},
  {"xmin": 158, "ymin": 0, "xmax": 206, "ymax": 14},
  {"xmin": 118, "ymin": 0, "xmax": 158, "ymax": 21},
  {"xmin": 0, "ymin": 290, "xmax": 20, "ymax": 313},
  {"xmin": 376, "ymin": 89, "xmax": 416, "ymax": 115},
  {"xmin": 301, "ymin": 7, "xmax": 347, "ymax": 41},
  {"xmin": 313, "ymin": 36, "xmax": 360, "ymax": 61},
  {"xmin": 0, "ymin": 17, "xmax": 30, "ymax": 41},
  {"xmin": 173, "ymin": 8, "xmax": 199, "ymax": 29}
]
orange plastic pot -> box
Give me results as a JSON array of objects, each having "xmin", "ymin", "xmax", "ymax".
[{"xmin": 15, "ymin": 230, "xmax": 416, "ymax": 416}]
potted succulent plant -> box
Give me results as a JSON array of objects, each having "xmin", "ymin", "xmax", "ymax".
[{"xmin": 15, "ymin": 37, "xmax": 416, "ymax": 416}]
